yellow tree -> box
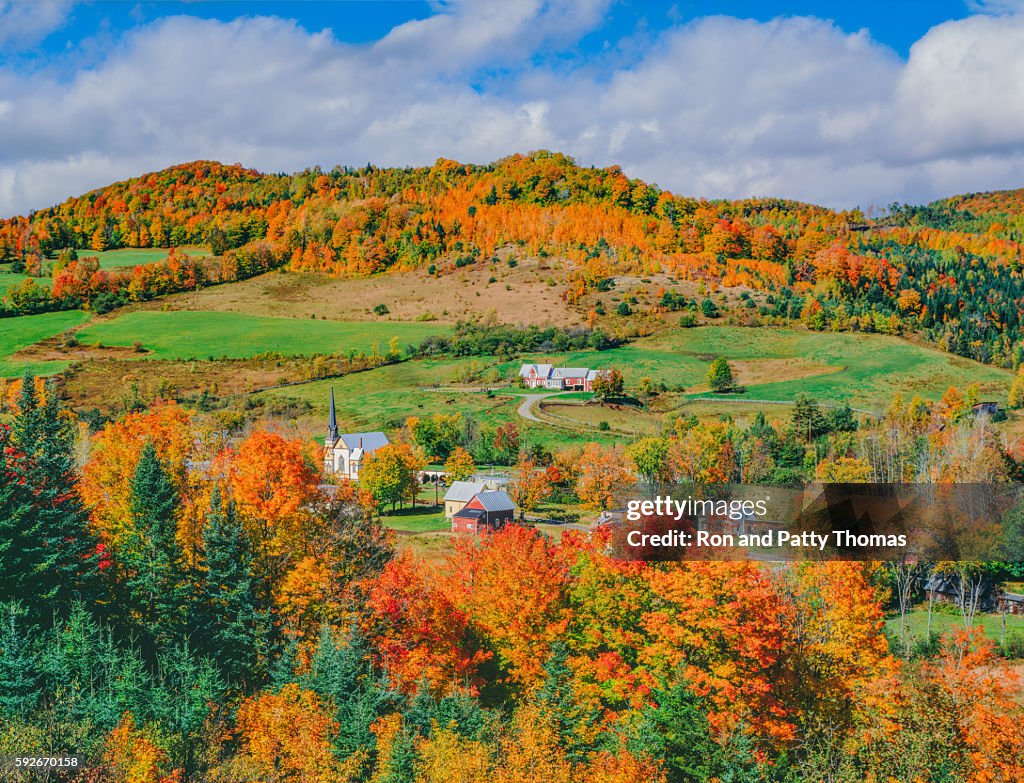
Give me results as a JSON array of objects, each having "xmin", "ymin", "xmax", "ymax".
[
  {"xmin": 91, "ymin": 226, "xmax": 108, "ymax": 251},
  {"xmin": 815, "ymin": 456, "xmax": 873, "ymax": 482},
  {"xmin": 576, "ymin": 443, "xmax": 633, "ymax": 510},
  {"xmin": 445, "ymin": 446, "xmax": 476, "ymax": 482},
  {"xmin": 1008, "ymin": 369, "xmax": 1024, "ymax": 409},
  {"xmin": 361, "ymin": 442, "xmax": 420, "ymax": 511},
  {"xmin": 234, "ymin": 685, "xmax": 348, "ymax": 783}
]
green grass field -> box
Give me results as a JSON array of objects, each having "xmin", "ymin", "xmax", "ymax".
[
  {"xmin": 1, "ymin": 271, "xmax": 52, "ymax": 290},
  {"xmin": 379, "ymin": 506, "xmax": 450, "ymax": 533},
  {"xmin": 261, "ymin": 358, "xmax": 623, "ymax": 450},
  {"xmin": 0, "ymin": 310, "xmax": 90, "ymax": 377},
  {"xmin": 69, "ymin": 247, "xmax": 210, "ymax": 269},
  {"xmin": 260, "ymin": 325, "xmax": 1009, "ymax": 448},
  {"xmin": 76, "ymin": 311, "xmax": 452, "ymax": 361},
  {"xmin": 886, "ymin": 607, "xmax": 1024, "ymax": 646},
  {"xmin": 537, "ymin": 326, "xmax": 1011, "ymax": 412}
]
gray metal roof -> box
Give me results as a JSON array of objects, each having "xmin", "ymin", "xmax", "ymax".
[
  {"xmin": 519, "ymin": 363, "xmax": 553, "ymax": 378},
  {"xmin": 475, "ymin": 490, "xmax": 516, "ymax": 512},
  {"xmin": 551, "ymin": 367, "xmax": 590, "ymax": 378},
  {"xmin": 338, "ymin": 432, "xmax": 389, "ymax": 452},
  {"xmin": 443, "ymin": 480, "xmax": 486, "ymax": 503}
]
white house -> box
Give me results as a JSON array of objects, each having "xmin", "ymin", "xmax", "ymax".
[{"xmin": 323, "ymin": 388, "xmax": 389, "ymax": 480}]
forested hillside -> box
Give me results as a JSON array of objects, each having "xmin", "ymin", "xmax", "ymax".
[
  {"xmin": 4, "ymin": 379, "xmax": 1024, "ymax": 782},
  {"xmin": 2, "ymin": 152, "xmax": 1024, "ymax": 366}
]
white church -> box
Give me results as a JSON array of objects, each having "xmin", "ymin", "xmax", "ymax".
[{"xmin": 323, "ymin": 388, "xmax": 389, "ymax": 480}]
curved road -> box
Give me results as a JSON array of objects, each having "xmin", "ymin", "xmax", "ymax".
[{"xmin": 516, "ymin": 391, "xmax": 575, "ymax": 422}]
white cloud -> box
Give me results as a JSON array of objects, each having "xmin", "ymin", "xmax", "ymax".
[
  {"xmin": 0, "ymin": 0, "xmax": 75, "ymax": 50},
  {"xmin": 964, "ymin": 0, "xmax": 1024, "ymax": 15},
  {"xmin": 1, "ymin": 2, "xmax": 1023, "ymax": 215}
]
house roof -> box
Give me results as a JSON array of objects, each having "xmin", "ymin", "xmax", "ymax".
[
  {"xmin": 444, "ymin": 480, "xmax": 486, "ymax": 503},
  {"xmin": 586, "ymin": 369, "xmax": 605, "ymax": 380},
  {"xmin": 337, "ymin": 432, "xmax": 389, "ymax": 452},
  {"xmin": 551, "ymin": 367, "xmax": 589, "ymax": 378},
  {"xmin": 474, "ymin": 490, "xmax": 516, "ymax": 513},
  {"xmin": 454, "ymin": 507, "xmax": 486, "ymax": 521},
  {"xmin": 519, "ymin": 363, "xmax": 553, "ymax": 378}
]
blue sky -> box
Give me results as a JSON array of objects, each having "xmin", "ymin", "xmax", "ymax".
[
  {"xmin": 17, "ymin": 1, "xmax": 981, "ymax": 59},
  {"xmin": 1, "ymin": 1, "xmax": 1023, "ymax": 215}
]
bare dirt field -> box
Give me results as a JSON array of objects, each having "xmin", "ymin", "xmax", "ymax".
[{"xmin": 143, "ymin": 257, "xmax": 586, "ymax": 326}]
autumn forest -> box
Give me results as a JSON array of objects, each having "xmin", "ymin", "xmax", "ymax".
[{"xmin": 2, "ymin": 152, "xmax": 1024, "ymax": 782}]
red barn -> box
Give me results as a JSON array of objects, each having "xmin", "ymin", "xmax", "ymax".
[{"xmin": 451, "ymin": 490, "xmax": 516, "ymax": 534}]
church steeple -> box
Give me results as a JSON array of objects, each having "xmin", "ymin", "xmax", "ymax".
[{"xmin": 327, "ymin": 387, "xmax": 339, "ymax": 442}]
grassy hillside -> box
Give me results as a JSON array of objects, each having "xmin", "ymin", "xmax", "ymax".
[
  {"xmin": 259, "ymin": 357, "xmax": 623, "ymax": 450},
  {"xmin": 76, "ymin": 247, "xmax": 210, "ymax": 269},
  {"xmin": 257, "ymin": 325, "xmax": 1010, "ymax": 448},
  {"xmin": 536, "ymin": 327, "xmax": 1010, "ymax": 410},
  {"xmin": 75, "ymin": 311, "xmax": 452, "ymax": 361},
  {"xmin": 0, "ymin": 310, "xmax": 89, "ymax": 377}
]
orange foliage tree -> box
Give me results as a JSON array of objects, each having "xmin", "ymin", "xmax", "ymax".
[{"xmin": 365, "ymin": 551, "xmax": 490, "ymax": 695}]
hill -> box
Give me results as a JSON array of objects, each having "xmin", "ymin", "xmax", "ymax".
[{"xmin": 2, "ymin": 152, "xmax": 1023, "ymax": 369}]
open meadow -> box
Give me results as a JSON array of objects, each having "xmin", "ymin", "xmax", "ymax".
[
  {"xmin": 253, "ymin": 323, "xmax": 1013, "ymax": 446},
  {"xmin": 545, "ymin": 326, "xmax": 1011, "ymax": 410},
  {"xmin": 0, "ymin": 310, "xmax": 89, "ymax": 377},
  {"xmin": 74, "ymin": 310, "xmax": 452, "ymax": 361},
  {"xmin": 75, "ymin": 247, "xmax": 210, "ymax": 268}
]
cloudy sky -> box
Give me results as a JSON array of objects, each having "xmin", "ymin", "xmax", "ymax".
[{"xmin": 1, "ymin": 0, "xmax": 1023, "ymax": 216}]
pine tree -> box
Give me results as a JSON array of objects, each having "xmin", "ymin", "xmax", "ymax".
[
  {"xmin": 383, "ymin": 727, "xmax": 418, "ymax": 783},
  {"xmin": 122, "ymin": 442, "xmax": 183, "ymax": 653},
  {"xmin": 0, "ymin": 375, "xmax": 100, "ymax": 617},
  {"xmin": 791, "ymin": 393, "xmax": 827, "ymax": 441},
  {"xmin": 197, "ymin": 488, "xmax": 272, "ymax": 688},
  {"xmin": 304, "ymin": 623, "xmax": 401, "ymax": 762},
  {"xmin": 0, "ymin": 602, "xmax": 40, "ymax": 716},
  {"xmin": 153, "ymin": 641, "xmax": 224, "ymax": 778},
  {"xmin": 535, "ymin": 641, "xmax": 600, "ymax": 764},
  {"xmin": 630, "ymin": 676, "xmax": 723, "ymax": 783}
]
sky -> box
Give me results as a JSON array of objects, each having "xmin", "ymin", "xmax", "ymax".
[{"xmin": 1, "ymin": 0, "xmax": 1023, "ymax": 216}]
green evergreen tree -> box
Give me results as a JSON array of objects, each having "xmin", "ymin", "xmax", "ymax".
[
  {"xmin": 122, "ymin": 442, "xmax": 183, "ymax": 653},
  {"xmin": 629, "ymin": 676, "xmax": 723, "ymax": 783},
  {"xmin": 0, "ymin": 375, "xmax": 100, "ymax": 617},
  {"xmin": 153, "ymin": 641, "xmax": 224, "ymax": 779},
  {"xmin": 791, "ymin": 393, "xmax": 828, "ymax": 441},
  {"xmin": 404, "ymin": 681, "xmax": 486, "ymax": 741},
  {"xmin": 303, "ymin": 623, "xmax": 401, "ymax": 763},
  {"xmin": 535, "ymin": 641, "xmax": 601, "ymax": 764},
  {"xmin": 826, "ymin": 403, "xmax": 858, "ymax": 433},
  {"xmin": 197, "ymin": 488, "xmax": 272, "ymax": 689},
  {"xmin": 0, "ymin": 602, "xmax": 39, "ymax": 716},
  {"xmin": 382, "ymin": 726, "xmax": 418, "ymax": 783}
]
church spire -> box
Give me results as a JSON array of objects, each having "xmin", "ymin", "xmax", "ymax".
[{"xmin": 327, "ymin": 387, "xmax": 339, "ymax": 441}]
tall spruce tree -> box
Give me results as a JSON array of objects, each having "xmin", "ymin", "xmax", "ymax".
[
  {"xmin": 0, "ymin": 374, "xmax": 100, "ymax": 618},
  {"xmin": 123, "ymin": 441, "xmax": 183, "ymax": 653},
  {"xmin": 197, "ymin": 487, "xmax": 271, "ymax": 689},
  {"xmin": 303, "ymin": 623, "xmax": 401, "ymax": 764},
  {"xmin": 629, "ymin": 676, "xmax": 724, "ymax": 783},
  {"xmin": 0, "ymin": 602, "xmax": 40, "ymax": 717},
  {"xmin": 535, "ymin": 641, "xmax": 601, "ymax": 764}
]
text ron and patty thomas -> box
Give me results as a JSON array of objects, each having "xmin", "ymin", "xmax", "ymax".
[{"xmin": 622, "ymin": 494, "xmax": 908, "ymax": 551}]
